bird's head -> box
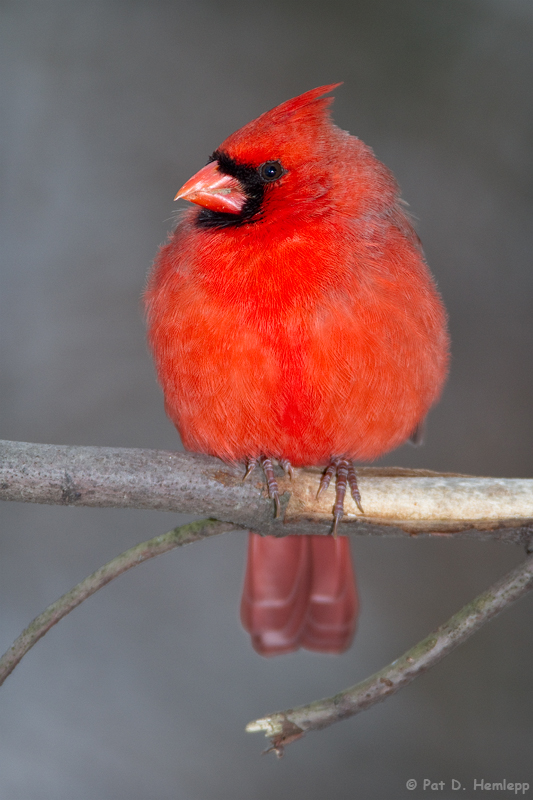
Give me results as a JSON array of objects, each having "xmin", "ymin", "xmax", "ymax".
[{"xmin": 175, "ymin": 84, "xmax": 345, "ymax": 228}]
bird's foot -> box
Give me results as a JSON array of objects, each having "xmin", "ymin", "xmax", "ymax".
[
  {"xmin": 243, "ymin": 458, "xmax": 257, "ymax": 481},
  {"xmin": 279, "ymin": 459, "xmax": 294, "ymax": 479},
  {"xmin": 244, "ymin": 456, "xmax": 290, "ymax": 517},
  {"xmin": 317, "ymin": 458, "xmax": 364, "ymax": 536}
]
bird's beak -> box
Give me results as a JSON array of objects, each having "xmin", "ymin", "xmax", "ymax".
[{"xmin": 174, "ymin": 161, "xmax": 246, "ymax": 214}]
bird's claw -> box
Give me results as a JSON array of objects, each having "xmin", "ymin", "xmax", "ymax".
[
  {"xmin": 279, "ymin": 459, "xmax": 294, "ymax": 479},
  {"xmin": 243, "ymin": 458, "xmax": 257, "ymax": 481},
  {"xmin": 319, "ymin": 458, "xmax": 364, "ymax": 536},
  {"xmin": 245, "ymin": 455, "xmax": 363, "ymax": 528},
  {"xmin": 260, "ymin": 456, "xmax": 281, "ymax": 517},
  {"xmin": 244, "ymin": 456, "xmax": 284, "ymax": 517},
  {"xmin": 316, "ymin": 461, "xmax": 335, "ymax": 499}
]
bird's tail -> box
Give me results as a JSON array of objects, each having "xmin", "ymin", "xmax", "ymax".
[{"xmin": 240, "ymin": 532, "xmax": 358, "ymax": 656}]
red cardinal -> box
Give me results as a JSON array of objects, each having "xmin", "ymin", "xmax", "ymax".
[{"xmin": 145, "ymin": 85, "xmax": 449, "ymax": 656}]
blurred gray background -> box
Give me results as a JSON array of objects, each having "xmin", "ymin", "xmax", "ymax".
[{"xmin": 1, "ymin": 2, "xmax": 532, "ymax": 798}]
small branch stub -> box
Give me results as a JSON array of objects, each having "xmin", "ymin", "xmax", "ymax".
[{"xmin": 246, "ymin": 554, "xmax": 533, "ymax": 754}]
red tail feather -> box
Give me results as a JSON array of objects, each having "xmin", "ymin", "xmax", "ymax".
[{"xmin": 240, "ymin": 533, "xmax": 358, "ymax": 656}]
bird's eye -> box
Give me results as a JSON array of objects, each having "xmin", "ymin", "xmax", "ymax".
[{"xmin": 258, "ymin": 161, "xmax": 284, "ymax": 182}]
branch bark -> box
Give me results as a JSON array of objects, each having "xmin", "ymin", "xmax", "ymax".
[
  {"xmin": 246, "ymin": 553, "xmax": 533, "ymax": 755},
  {"xmin": 0, "ymin": 519, "xmax": 238, "ymax": 687},
  {"xmin": 1, "ymin": 440, "xmax": 532, "ymax": 542}
]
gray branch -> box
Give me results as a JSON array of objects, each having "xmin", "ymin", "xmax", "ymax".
[
  {"xmin": 2, "ymin": 439, "xmax": 532, "ymax": 749},
  {"xmin": 1, "ymin": 440, "xmax": 532, "ymax": 542},
  {"xmin": 0, "ymin": 519, "xmax": 238, "ymax": 687},
  {"xmin": 246, "ymin": 554, "xmax": 533, "ymax": 755}
]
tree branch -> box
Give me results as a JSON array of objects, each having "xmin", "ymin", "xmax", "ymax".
[
  {"xmin": 2, "ymin": 439, "xmax": 532, "ymax": 748},
  {"xmin": 1, "ymin": 440, "xmax": 532, "ymax": 542},
  {"xmin": 246, "ymin": 553, "xmax": 533, "ymax": 756},
  {"xmin": 0, "ymin": 519, "xmax": 238, "ymax": 687}
]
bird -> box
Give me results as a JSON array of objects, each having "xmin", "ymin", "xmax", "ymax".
[{"xmin": 145, "ymin": 84, "xmax": 449, "ymax": 656}]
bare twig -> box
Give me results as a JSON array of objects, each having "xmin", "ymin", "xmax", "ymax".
[
  {"xmin": 1, "ymin": 440, "xmax": 532, "ymax": 541},
  {"xmin": 246, "ymin": 554, "xmax": 533, "ymax": 755},
  {"xmin": 0, "ymin": 519, "xmax": 238, "ymax": 687}
]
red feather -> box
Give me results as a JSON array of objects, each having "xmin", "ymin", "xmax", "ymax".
[
  {"xmin": 240, "ymin": 533, "xmax": 358, "ymax": 656},
  {"xmin": 145, "ymin": 85, "xmax": 449, "ymax": 655}
]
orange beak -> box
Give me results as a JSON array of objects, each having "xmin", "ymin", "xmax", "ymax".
[{"xmin": 174, "ymin": 160, "xmax": 246, "ymax": 214}]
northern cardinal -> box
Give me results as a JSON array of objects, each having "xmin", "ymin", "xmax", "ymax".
[{"xmin": 145, "ymin": 85, "xmax": 449, "ymax": 656}]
